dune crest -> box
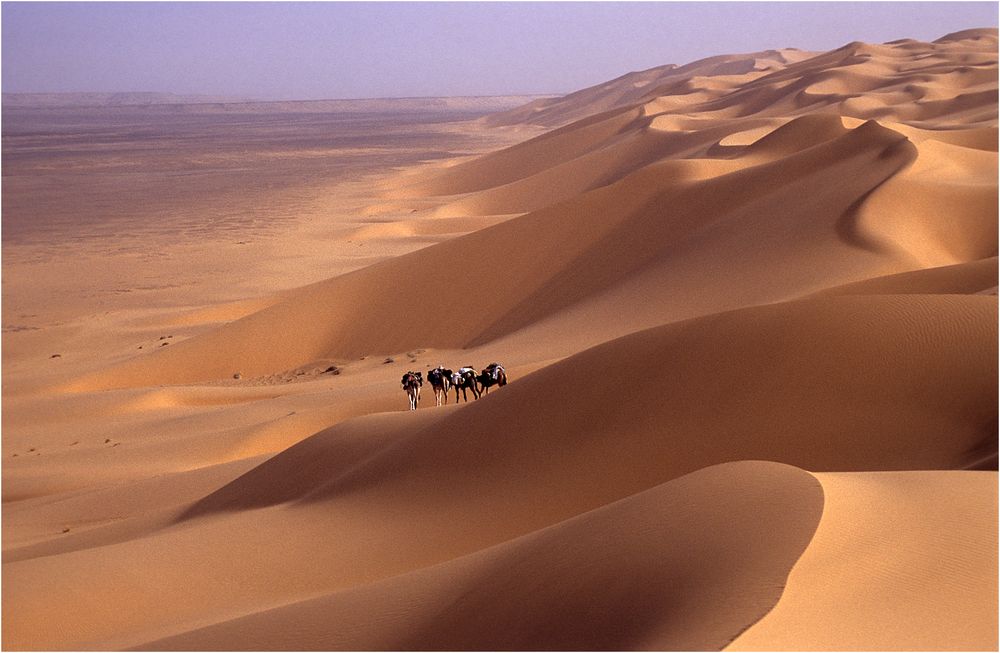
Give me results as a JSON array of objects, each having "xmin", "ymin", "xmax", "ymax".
[
  {"xmin": 729, "ymin": 471, "xmax": 998, "ymax": 651},
  {"xmin": 141, "ymin": 462, "xmax": 824, "ymax": 651}
]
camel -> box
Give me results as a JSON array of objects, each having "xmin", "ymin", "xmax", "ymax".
[
  {"xmin": 477, "ymin": 362, "xmax": 507, "ymax": 395},
  {"xmin": 427, "ymin": 366, "xmax": 452, "ymax": 406},
  {"xmin": 401, "ymin": 371, "xmax": 423, "ymax": 410},
  {"xmin": 451, "ymin": 366, "xmax": 481, "ymax": 403}
]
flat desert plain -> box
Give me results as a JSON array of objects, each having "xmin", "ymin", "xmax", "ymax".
[{"xmin": 2, "ymin": 29, "xmax": 998, "ymax": 651}]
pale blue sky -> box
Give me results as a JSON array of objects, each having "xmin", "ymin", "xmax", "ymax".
[{"xmin": 3, "ymin": 2, "xmax": 997, "ymax": 99}]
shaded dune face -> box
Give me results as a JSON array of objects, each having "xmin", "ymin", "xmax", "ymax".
[
  {"xmin": 62, "ymin": 30, "xmax": 997, "ymax": 391},
  {"xmin": 180, "ymin": 294, "xmax": 995, "ymax": 523},
  {"xmin": 141, "ymin": 462, "xmax": 825, "ymax": 651},
  {"xmin": 3, "ymin": 29, "xmax": 997, "ymax": 653}
]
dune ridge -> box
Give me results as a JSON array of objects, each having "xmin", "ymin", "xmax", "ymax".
[
  {"xmin": 139, "ymin": 461, "xmax": 824, "ymax": 651},
  {"xmin": 59, "ymin": 30, "xmax": 997, "ymax": 391},
  {"xmin": 66, "ymin": 114, "xmax": 989, "ymax": 389},
  {"xmin": 178, "ymin": 293, "xmax": 995, "ymax": 523},
  {"xmin": 729, "ymin": 470, "xmax": 998, "ymax": 651},
  {"xmin": 3, "ymin": 28, "xmax": 996, "ymax": 651}
]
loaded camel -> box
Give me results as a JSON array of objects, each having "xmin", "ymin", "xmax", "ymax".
[
  {"xmin": 477, "ymin": 362, "xmax": 507, "ymax": 395},
  {"xmin": 401, "ymin": 371, "xmax": 423, "ymax": 410},
  {"xmin": 427, "ymin": 366, "xmax": 453, "ymax": 406},
  {"xmin": 451, "ymin": 366, "xmax": 481, "ymax": 403}
]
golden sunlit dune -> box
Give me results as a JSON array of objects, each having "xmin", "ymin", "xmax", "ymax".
[{"xmin": 3, "ymin": 28, "xmax": 997, "ymax": 651}]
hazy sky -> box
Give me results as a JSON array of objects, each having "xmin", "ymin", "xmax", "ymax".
[{"xmin": 3, "ymin": 2, "xmax": 997, "ymax": 99}]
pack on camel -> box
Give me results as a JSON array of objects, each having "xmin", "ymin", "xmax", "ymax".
[
  {"xmin": 401, "ymin": 371, "xmax": 423, "ymax": 410},
  {"xmin": 478, "ymin": 362, "xmax": 508, "ymax": 395},
  {"xmin": 451, "ymin": 366, "xmax": 481, "ymax": 403},
  {"xmin": 427, "ymin": 366, "xmax": 452, "ymax": 406}
]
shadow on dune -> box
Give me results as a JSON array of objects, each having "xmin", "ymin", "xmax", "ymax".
[
  {"xmin": 67, "ymin": 115, "xmax": 963, "ymax": 391},
  {"xmin": 178, "ymin": 292, "xmax": 996, "ymax": 524},
  {"xmin": 151, "ymin": 462, "xmax": 825, "ymax": 651}
]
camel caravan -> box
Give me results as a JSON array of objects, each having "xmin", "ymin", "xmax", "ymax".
[{"xmin": 401, "ymin": 362, "xmax": 507, "ymax": 410}]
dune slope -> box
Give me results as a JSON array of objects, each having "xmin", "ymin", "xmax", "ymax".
[
  {"xmin": 729, "ymin": 470, "xmax": 998, "ymax": 651},
  {"xmin": 140, "ymin": 462, "xmax": 824, "ymax": 651},
  {"xmin": 61, "ymin": 29, "xmax": 998, "ymax": 390},
  {"xmin": 179, "ymin": 293, "xmax": 994, "ymax": 526},
  {"xmin": 66, "ymin": 116, "xmax": 995, "ymax": 389}
]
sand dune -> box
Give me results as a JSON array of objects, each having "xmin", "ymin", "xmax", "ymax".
[
  {"xmin": 6, "ymin": 293, "xmax": 994, "ymax": 648},
  {"xmin": 3, "ymin": 29, "xmax": 996, "ymax": 651},
  {"xmin": 141, "ymin": 461, "xmax": 824, "ymax": 651},
  {"xmin": 177, "ymin": 294, "xmax": 994, "ymax": 524},
  {"xmin": 729, "ymin": 471, "xmax": 998, "ymax": 651},
  {"xmin": 67, "ymin": 113, "xmax": 993, "ymax": 388},
  {"xmin": 399, "ymin": 105, "xmax": 649, "ymax": 197},
  {"xmin": 3, "ymin": 462, "xmax": 823, "ymax": 650},
  {"xmin": 814, "ymin": 256, "xmax": 998, "ymax": 296},
  {"xmin": 483, "ymin": 49, "xmax": 814, "ymax": 128},
  {"xmin": 483, "ymin": 28, "xmax": 996, "ymax": 129},
  {"xmin": 143, "ymin": 470, "xmax": 998, "ymax": 652}
]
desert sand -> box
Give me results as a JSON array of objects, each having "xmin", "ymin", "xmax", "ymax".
[{"xmin": 2, "ymin": 29, "xmax": 997, "ymax": 650}]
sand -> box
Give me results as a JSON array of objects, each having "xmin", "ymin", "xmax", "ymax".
[{"xmin": 2, "ymin": 28, "xmax": 997, "ymax": 650}]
